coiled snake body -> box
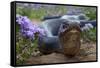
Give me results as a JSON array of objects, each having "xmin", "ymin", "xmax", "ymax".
[{"xmin": 38, "ymin": 19, "xmax": 81, "ymax": 57}]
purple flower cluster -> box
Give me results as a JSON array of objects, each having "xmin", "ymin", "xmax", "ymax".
[
  {"xmin": 16, "ymin": 14, "xmax": 46, "ymax": 40},
  {"xmin": 81, "ymin": 23, "xmax": 93, "ymax": 31}
]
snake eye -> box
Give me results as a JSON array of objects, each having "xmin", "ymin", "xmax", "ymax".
[{"xmin": 62, "ymin": 23, "xmax": 69, "ymax": 29}]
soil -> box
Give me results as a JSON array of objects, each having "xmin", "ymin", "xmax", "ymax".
[{"xmin": 25, "ymin": 42, "xmax": 97, "ymax": 65}]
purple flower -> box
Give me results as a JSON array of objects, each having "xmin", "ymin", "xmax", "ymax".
[
  {"xmin": 26, "ymin": 31, "xmax": 34, "ymax": 39},
  {"xmin": 37, "ymin": 28, "xmax": 46, "ymax": 36},
  {"xmin": 16, "ymin": 14, "xmax": 46, "ymax": 40},
  {"xmin": 81, "ymin": 23, "xmax": 93, "ymax": 31}
]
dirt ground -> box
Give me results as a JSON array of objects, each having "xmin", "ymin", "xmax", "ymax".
[{"xmin": 25, "ymin": 42, "xmax": 97, "ymax": 65}]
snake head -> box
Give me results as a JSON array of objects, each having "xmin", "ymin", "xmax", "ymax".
[{"xmin": 58, "ymin": 21, "xmax": 82, "ymax": 57}]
